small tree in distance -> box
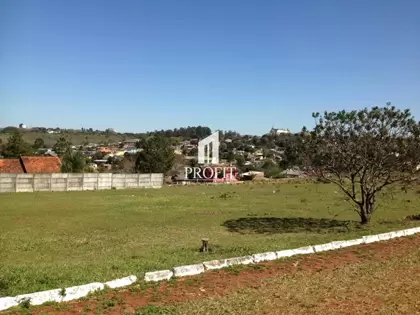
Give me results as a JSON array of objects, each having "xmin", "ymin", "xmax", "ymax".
[{"xmin": 300, "ymin": 103, "xmax": 420, "ymax": 224}]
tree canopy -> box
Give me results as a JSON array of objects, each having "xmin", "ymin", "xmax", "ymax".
[
  {"xmin": 53, "ymin": 137, "xmax": 72, "ymax": 156},
  {"xmin": 135, "ymin": 134, "xmax": 175, "ymax": 174},
  {"xmin": 60, "ymin": 148, "xmax": 86, "ymax": 173},
  {"xmin": 2, "ymin": 131, "xmax": 33, "ymax": 158},
  {"xmin": 300, "ymin": 103, "xmax": 420, "ymax": 224}
]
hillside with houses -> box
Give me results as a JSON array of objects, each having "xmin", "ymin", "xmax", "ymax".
[{"xmin": 0, "ymin": 124, "xmax": 305, "ymax": 180}]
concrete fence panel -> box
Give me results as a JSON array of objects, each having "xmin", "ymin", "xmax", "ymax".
[
  {"xmin": 0, "ymin": 173, "xmax": 163, "ymax": 193},
  {"xmin": 111, "ymin": 174, "xmax": 126, "ymax": 189},
  {"xmin": 98, "ymin": 173, "xmax": 112, "ymax": 190},
  {"xmin": 83, "ymin": 173, "xmax": 98, "ymax": 191},
  {"xmin": 33, "ymin": 174, "xmax": 52, "ymax": 192},
  {"xmin": 151, "ymin": 173, "xmax": 163, "ymax": 188},
  {"xmin": 125, "ymin": 174, "xmax": 139, "ymax": 188},
  {"xmin": 51, "ymin": 173, "xmax": 68, "ymax": 191},
  {"xmin": 0, "ymin": 174, "xmax": 17, "ymax": 192},
  {"xmin": 67, "ymin": 174, "xmax": 83, "ymax": 191},
  {"xmin": 16, "ymin": 174, "xmax": 34, "ymax": 192}
]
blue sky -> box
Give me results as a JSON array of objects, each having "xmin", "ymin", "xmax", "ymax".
[{"xmin": 1, "ymin": 0, "xmax": 419, "ymax": 135}]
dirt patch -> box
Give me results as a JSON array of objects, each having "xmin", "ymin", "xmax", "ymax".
[{"xmin": 4, "ymin": 235, "xmax": 420, "ymax": 315}]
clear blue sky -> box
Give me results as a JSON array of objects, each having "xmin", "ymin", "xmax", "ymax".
[{"xmin": 1, "ymin": 0, "xmax": 419, "ymax": 135}]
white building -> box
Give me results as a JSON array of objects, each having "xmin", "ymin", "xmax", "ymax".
[{"xmin": 270, "ymin": 128, "xmax": 291, "ymax": 136}]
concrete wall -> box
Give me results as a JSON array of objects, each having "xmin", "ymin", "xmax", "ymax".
[{"xmin": 0, "ymin": 173, "xmax": 163, "ymax": 193}]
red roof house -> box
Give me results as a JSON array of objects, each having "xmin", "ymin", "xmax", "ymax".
[
  {"xmin": 0, "ymin": 159, "xmax": 24, "ymax": 173},
  {"xmin": 0, "ymin": 156, "xmax": 62, "ymax": 173}
]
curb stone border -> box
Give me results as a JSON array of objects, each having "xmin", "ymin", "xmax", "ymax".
[{"xmin": 1, "ymin": 226, "xmax": 420, "ymax": 312}]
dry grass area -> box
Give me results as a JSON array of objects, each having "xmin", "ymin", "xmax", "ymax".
[{"xmin": 5, "ymin": 234, "xmax": 420, "ymax": 315}]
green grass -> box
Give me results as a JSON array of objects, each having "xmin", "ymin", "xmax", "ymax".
[
  {"xmin": 0, "ymin": 182, "xmax": 419, "ymax": 296},
  {"xmin": 0, "ymin": 131, "xmax": 123, "ymax": 147}
]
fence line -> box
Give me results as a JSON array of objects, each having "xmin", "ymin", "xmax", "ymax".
[{"xmin": 0, "ymin": 173, "xmax": 163, "ymax": 193}]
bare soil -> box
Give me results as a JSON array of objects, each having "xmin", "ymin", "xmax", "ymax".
[{"xmin": 4, "ymin": 234, "xmax": 420, "ymax": 315}]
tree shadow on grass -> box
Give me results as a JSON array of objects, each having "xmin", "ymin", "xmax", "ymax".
[{"xmin": 222, "ymin": 217, "xmax": 360, "ymax": 234}]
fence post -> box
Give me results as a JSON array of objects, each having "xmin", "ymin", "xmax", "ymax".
[
  {"xmin": 137, "ymin": 173, "xmax": 141, "ymax": 188},
  {"xmin": 111, "ymin": 173, "xmax": 114, "ymax": 189},
  {"xmin": 124, "ymin": 174, "xmax": 127, "ymax": 188},
  {"xmin": 49, "ymin": 174, "xmax": 52, "ymax": 192},
  {"xmin": 66, "ymin": 173, "xmax": 69, "ymax": 191},
  {"xmin": 149, "ymin": 173, "xmax": 152, "ymax": 188},
  {"xmin": 82, "ymin": 173, "xmax": 85, "ymax": 191},
  {"xmin": 32, "ymin": 174, "xmax": 36, "ymax": 192},
  {"xmin": 97, "ymin": 173, "xmax": 100, "ymax": 190}
]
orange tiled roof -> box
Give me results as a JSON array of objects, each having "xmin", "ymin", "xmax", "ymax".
[
  {"xmin": 20, "ymin": 156, "xmax": 62, "ymax": 173},
  {"xmin": 0, "ymin": 159, "xmax": 24, "ymax": 173}
]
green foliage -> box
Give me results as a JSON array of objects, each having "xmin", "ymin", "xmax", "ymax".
[
  {"xmin": 1, "ymin": 126, "xmax": 19, "ymax": 134},
  {"xmin": 2, "ymin": 131, "xmax": 33, "ymax": 158},
  {"xmin": 53, "ymin": 137, "xmax": 72, "ymax": 156},
  {"xmin": 226, "ymin": 151, "xmax": 235, "ymax": 162},
  {"xmin": 61, "ymin": 149, "xmax": 86, "ymax": 173},
  {"xmin": 135, "ymin": 134, "xmax": 175, "ymax": 174},
  {"xmin": 33, "ymin": 138, "xmax": 45, "ymax": 150},
  {"xmin": 301, "ymin": 103, "xmax": 420, "ymax": 224}
]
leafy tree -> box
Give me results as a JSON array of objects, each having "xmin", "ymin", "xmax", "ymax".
[
  {"xmin": 61, "ymin": 149, "xmax": 86, "ymax": 173},
  {"xmin": 189, "ymin": 147, "xmax": 198, "ymax": 157},
  {"xmin": 300, "ymin": 103, "xmax": 420, "ymax": 224},
  {"xmin": 135, "ymin": 134, "xmax": 175, "ymax": 174},
  {"xmin": 226, "ymin": 151, "xmax": 235, "ymax": 163},
  {"xmin": 53, "ymin": 137, "xmax": 72, "ymax": 156},
  {"xmin": 2, "ymin": 131, "xmax": 33, "ymax": 158},
  {"xmin": 235, "ymin": 155, "xmax": 245, "ymax": 168},
  {"xmin": 33, "ymin": 138, "xmax": 45, "ymax": 150}
]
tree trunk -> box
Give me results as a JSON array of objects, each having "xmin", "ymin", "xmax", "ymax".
[
  {"xmin": 360, "ymin": 208, "xmax": 370, "ymax": 225},
  {"xmin": 359, "ymin": 195, "xmax": 375, "ymax": 225}
]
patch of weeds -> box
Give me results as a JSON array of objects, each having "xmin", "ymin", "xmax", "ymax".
[
  {"xmin": 18, "ymin": 297, "xmax": 31, "ymax": 309},
  {"xmin": 248, "ymin": 264, "xmax": 264, "ymax": 271},
  {"xmin": 53, "ymin": 303, "xmax": 69, "ymax": 311},
  {"xmin": 41, "ymin": 301, "xmax": 58, "ymax": 307},
  {"xmin": 225, "ymin": 265, "xmax": 244, "ymax": 276},
  {"xmin": 59, "ymin": 287, "xmax": 66, "ymax": 298},
  {"xmin": 134, "ymin": 305, "xmax": 177, "ymax": 314},
  {"xmin": 112, "ymin": 294, "xmax": 125, "ymax": 306},
  {"xmin": 102, "ymin": 299, "xmax": 116, "ymax": 308},
  {"xmin": 83, "ymin": 304, "xmax": 91, "ymax": 312},
  {"xmin": 406, "ymin": 214, "xmax": 420, "ymax": 221}
]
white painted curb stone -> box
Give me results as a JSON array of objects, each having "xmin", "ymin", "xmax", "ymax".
[
  {"xmin": 144, "ymin": 270, "xmax": 174, "ymax": 282},
  {"xmin": 376, "ymin": 232, "xmax": 393, "ymax": 241},
  {"xmin": 363, "ymin": 235, "xmax": 380, "ymax": 244},
  {"xmin": 404, "ymin": 227, "xmax": 420, "ymax": 236},
  {"xmin": 252, "ymin": 252, "xmax": 277, "ymax": 263},
  {"xmin": 14, "ymin": 289, "xmax": 63, "ymax": 306},
  {"xmin": 173, "ymin": 263, "xmax": 205, "ymax": 277},
  {"xmin": 203, "ymin": 259, "xmax": 228, "ymax": 270},
  {"xmin": 0, "ymin": 297, "xmax": 18, "ymax": 311},
  {"xmin": 225, "ymin": 255, "xmax": 254, "ymax": 266},
  {"xmin": 313, "ymin": 242, "xmax": 336, "ymax": 252},
  {"xmin": 292, "ymin": 246, "xmax": 315, "ymax": 255},
  {"xmin": 333, "ymin": 238, "xmax": 365, "ymax": 248},
  {"xmin": 391, "ymin": 230, "xmax": 406, "ymax": 238},
  {"xmin": 275, "ymin": 249, "xmax": 296, "ymax": 259},
  {"xmin": 61, "ymin": 283, "xmax": 104, "ymax": 302},
  {"xmin": 104, "ymin": 276, "xmax": 137, "ymax": 289}
]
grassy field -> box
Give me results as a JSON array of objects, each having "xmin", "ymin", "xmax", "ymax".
[
  {"xmin": 1, "ymin": 182, "xmax": 419, "ymax": 297},
  {"xmin": 0, "ymin": 131, "xmax": 123, "ymax": 147}
]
